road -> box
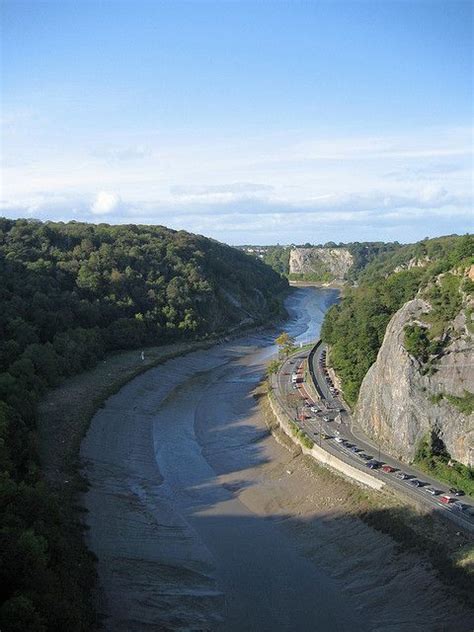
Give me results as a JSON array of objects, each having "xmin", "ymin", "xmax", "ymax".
[{"xmin": 274, "ymin": 342, "xmax": 474, "ymax": 533}]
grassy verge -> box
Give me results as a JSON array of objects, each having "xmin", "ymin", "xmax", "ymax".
[
  {"xmin": 415, "ymin": 434, "xmax": 474, "ymax": 498},
  {"xmin": 288, "ymin": 419, "xmax": 314, "ymax": 449},
  {"xmin": 415, "ymin": 456, "xmax": 474, "ymax": 498}
]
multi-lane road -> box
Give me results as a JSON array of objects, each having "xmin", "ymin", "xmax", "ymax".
[{"xmin": 274, "ymin": 342, "xmax": 474, "ymax": 533}]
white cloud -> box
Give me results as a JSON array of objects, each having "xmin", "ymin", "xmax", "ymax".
[
  {"xmin": 91, "ymin": 191, "xmax": 121, "ymax": 215},
  {"xmin": 1, "ymin": 123, "xmax": 472, "ymax": 242},
  {"xmin": 170, "ymin": 182, "xmax": 274, "ymax": 196},
  {"xmin": 91, "ymin": 145, "xmax": 151, "ymax": 163}
]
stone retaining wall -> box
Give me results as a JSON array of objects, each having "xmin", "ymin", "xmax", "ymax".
[{"xmin": 268, "ymin": 391, "xmax": 385, "ymax": 492}]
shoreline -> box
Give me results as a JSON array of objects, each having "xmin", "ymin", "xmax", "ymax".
[
  {"xmin": 38, "ymin": 308, "xmax": 288, "ymax": 488},
  {"xmin": 288, "ymin": 280, "xmax": 346, "ymax": 289}
]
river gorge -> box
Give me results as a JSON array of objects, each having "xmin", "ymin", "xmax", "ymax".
[{"xmin": 81, "ymin": 287, "xmax": 470, "ymax": 631}]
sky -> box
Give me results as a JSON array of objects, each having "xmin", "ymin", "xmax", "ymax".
[{"xmin": 1, "ymin": 0, "xmax": 473, "ymax": 245}]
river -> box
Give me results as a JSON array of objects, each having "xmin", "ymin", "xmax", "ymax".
[{"xmin": 81, "ymin": 287, "xmax": 469, "ymax": 631}]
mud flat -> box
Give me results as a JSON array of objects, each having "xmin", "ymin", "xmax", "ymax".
[{"xmin": 81, "ymin": 288, "xmax": 473, "ymax": 631}]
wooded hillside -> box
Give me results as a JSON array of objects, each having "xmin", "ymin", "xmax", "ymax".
[
  {"xmin": 321, "ymin": 234, "xmax": 474, "ymax": 406},
  {"xmin": 0, "ymin": 218, "xmax": 287, "ymax": 631}
]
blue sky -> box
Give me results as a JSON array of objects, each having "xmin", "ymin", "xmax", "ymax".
[{"xmin": 1, "ymin": 0, "xmax": 472, "ymax": 244}]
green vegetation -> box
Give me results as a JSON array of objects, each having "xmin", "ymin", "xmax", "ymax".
[
  {"xmin": 321, "ymin": 235, "xmax": 474, "ymax": 406},
  {"xmin": 403, "ymin": 323, "xmax": 431, "ymax": 363},
  {"xmin": 403, "ymin": 273, "xmax": 467, "ymax": 374},
  {"xmin": 262, "ymin": 245, "xmax": 291, "ymax": 275},
  {"xmin": 415, "ymin": 433, "xmax": 474, "ymax": 498},
  {"xmin": 429, "ymin": 392, "xmax": 444, "ymax": 405},
  {"xmin": 0, "ymin": 217, "xmax": 287, "ymax": 631},
  {"xmin": 275, "ymin": 331, "xmax": 296, "ymax": 358},
  {"xmin": 266, "ymin": 359, "xmax": 281, "ymax": 376},
  {"xmin": 424, "ymin": 273, "xmax": 463, "ymax": 336},
  {"xmin": 357, "ymin": 234, "xmax": 473, "ymax": 284},
  {"xmin": 246, "ymin": 241, "xmax": 402, "ymax": 281},
  {"xmin": 345, "ymin": 241, "xmax": 402, "ymax": 280},
  {"xmin": 428, "ymin": 390, "xmax": 474, "ymax": 415},
  {"xmin": 288, "ymin": 420, "xmax": 314, "ymax": 449},
  {"xmin": 288, "ymin": 271, "xmax": 334, "ymax": 283},
  {"xmin": 445, "ymin": 391, "xmax": 474, "ymax": 416}
]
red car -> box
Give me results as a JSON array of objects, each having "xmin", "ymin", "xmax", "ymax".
[
  {"xmin": 440, "ymin": 495, "xmax": 454, "ymax": 504},
  {"xmin": 381, "ymin": 465, "xmax": 395, "ymax": 473}
]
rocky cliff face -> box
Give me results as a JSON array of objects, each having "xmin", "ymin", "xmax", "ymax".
[
  {"xmin": 355, "ymin": 298, "xmax": 474, "ymax": 467},
  {"xmin": 289, "ymin": 248, "xmax": 353, "ymax": 280}
]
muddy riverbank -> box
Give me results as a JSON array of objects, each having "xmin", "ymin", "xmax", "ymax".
[{"xmin": 81, "ymin": 288, "xmax": 473, "ymax": 631}]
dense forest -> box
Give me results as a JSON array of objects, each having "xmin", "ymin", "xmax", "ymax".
[
  {"xmin": 0, "ymin": 218, "xmax": 287, "ymax": 631},
  {"xmin": 321, "ymin": 234, "xmax": 474, "ymax": 406}
]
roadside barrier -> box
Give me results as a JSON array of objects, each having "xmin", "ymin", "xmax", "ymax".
[{"xmin": 268, "ymin": 390, "xmax": 385, "ymax": 492}]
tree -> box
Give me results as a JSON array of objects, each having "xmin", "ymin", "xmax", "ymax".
[
  {"xmin": 275, "ymin": 332, "xmax": 295, "ymax": 358},
  {"xmin": 266, "ymin": 359, "xmax": 280, "ymax": 376}
]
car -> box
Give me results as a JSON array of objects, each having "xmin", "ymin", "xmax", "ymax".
[
  {"xmin": 408, "ymin": 479, "xmax": 423, "ymax": 488},
  {"xmin": 358, "ymin": 453, "xmax": 371, "ymax": 461},
  {"xmin": 395, "ymin": 471, "xmax": 410, "ymax": 480},
  {"xmin": 310, "ymin": 406, "xmax": 319, "ymax": 413},
  {"xmin": 440, "ymin": 495, "xmax": 454, "ymax": 505},
  {"xmin": 365, "ymin": 460, "xmax": 381, "ymax": 469},
  {"xmin": 349, "ymin": 446, "xmax": 359, "ymax": 453},
  {"xmin": 452, "ymin": 501, "xmax": 467, "ymax": 512},
  {"xmin": 381, "ymin": 465, "xmax": 395, "ymax": 473},
  {"xmin": 449, "ymin": 487, "xmax": 465, "ymax": 497},
  {"xmin": 322, "ymin": 433, "xmax": 331, "ymax": 440},
  {"xmin": 323, "ymin": 416, "xmax": 329, "ymax": 422},
  {"xmin": 423, "ymin": 487, "xmax": 440, "ymax": 496},
  {"xmin": 335, "ymin": 437, "xmax": 344, "ymax": 443}
]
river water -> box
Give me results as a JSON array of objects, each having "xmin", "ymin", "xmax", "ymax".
[{"xmin": 81, "ymin": 287, "xmax": 470, "ymax": 631}]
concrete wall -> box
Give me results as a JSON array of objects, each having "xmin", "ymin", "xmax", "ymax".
[{"xmin": 268, "ymin": 391, "xmax": 385, "ymax": 492}]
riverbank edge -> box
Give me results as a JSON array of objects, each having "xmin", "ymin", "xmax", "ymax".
[
  {"xmin": 289, "ymin": 279, "xmax": 346, "ymax": 289},
  {"xmin": 266, "ymin": 384, "xmax": 384, "ymax": 491}
]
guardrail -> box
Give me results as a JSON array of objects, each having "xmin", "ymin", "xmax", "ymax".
[
  {"xmin": 307, "ymin": 339, "xmax": 325, "ymax": 399},
  {"xmin": 268, "ymin": 390, "xmax": 385, "ymax": 491}
]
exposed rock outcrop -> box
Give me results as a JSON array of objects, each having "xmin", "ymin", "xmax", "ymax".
[
  {"xmin": 355, "ymin": 298, "xmax": 474, "ymax": 466},
  {"xmin": 393, "ymin": 256, "xmax": 431, "ymax": 274},
  {"xmin": 289, "ymin": 247, "xmax": 353, "ymax": 281}
]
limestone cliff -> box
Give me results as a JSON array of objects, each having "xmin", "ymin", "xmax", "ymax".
[
  {"xmin": 355, "ymin": 297, "xmax": 474, "ymax": 467},
  {"xmin": 289, "ymin": 247, "xmax": 353, "ymax": 281}
]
